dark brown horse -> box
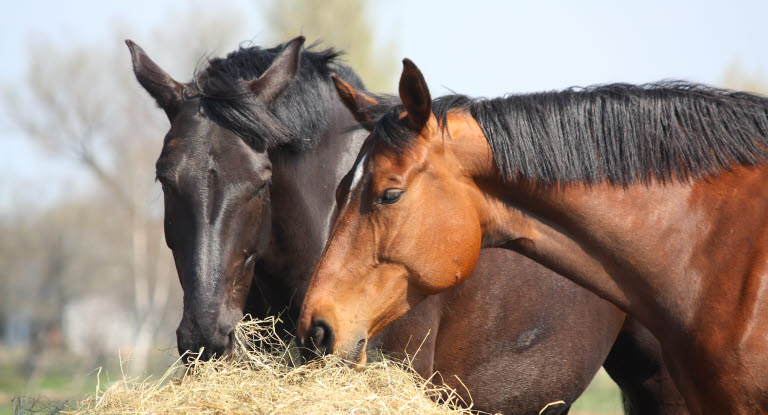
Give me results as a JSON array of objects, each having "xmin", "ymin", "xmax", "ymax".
[
  {"xmin": 298, "ymin": 58, "xmax": 768, "ymax": 414},
  {"xmin": 128, "ymin": 38, "xmax": 685, "ymax": 414}
]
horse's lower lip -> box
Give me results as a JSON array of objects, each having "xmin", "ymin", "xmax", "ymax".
[{"xmin": 351, "ymin": 338, "xmax": 367, "ymax": 364}]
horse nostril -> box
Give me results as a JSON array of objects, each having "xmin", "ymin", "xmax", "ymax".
[
  {"xmin": 311, "ymin": 325, "xmax": 325, "ymax": 347},
  {"xmin": 307, "ymin": 319, "xmax": 334, "ymax": 355},
  {"xmin": 224, "ymin": 330, "xmax": 235, "ymax": 354}
]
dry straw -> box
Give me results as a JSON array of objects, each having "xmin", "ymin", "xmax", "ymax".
[{"xmin": 67, "ymin": 317, "xmax": 474, "ymax": 415}]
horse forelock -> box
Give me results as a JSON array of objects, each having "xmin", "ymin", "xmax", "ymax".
[{"xmin": 189, "ymin": 41, "xmax": 365, "ymax": 153}]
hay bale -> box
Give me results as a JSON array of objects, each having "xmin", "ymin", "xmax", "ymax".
[{"xmin": 67, "ymin": 318, "xmax": 473, "ymax": 414}]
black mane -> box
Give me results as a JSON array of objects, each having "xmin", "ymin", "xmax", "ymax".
[
  {"xmin": 374, "ymin": 82, "xmax": 768, "ymax": 185},
  {"xmin": 192, "ymin": 42, "xmax": 365, "ymax": 152}
]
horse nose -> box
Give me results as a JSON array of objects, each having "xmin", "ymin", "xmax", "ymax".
[
  {"xmin": 176, "ymin": 322, "xmax": 235, "ymax": 362},
  {"xmin": 304, "ymin": 318, "xmax": 335, "ymax": 357},
  {"xmin": 205, "ymin": 327, "xmax": 235, "ymax": 359}
]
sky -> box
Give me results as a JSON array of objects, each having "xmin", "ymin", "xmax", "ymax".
[{"xmin": 2, "ymin": 0, "xmax": 768, "ymax": 210}]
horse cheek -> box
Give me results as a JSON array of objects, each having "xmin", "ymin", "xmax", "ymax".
[{"xmin": 417, "ymin": 210, "xmax": 482, "ymax": 294}]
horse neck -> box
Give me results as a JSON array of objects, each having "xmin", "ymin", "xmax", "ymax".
[
  {"xmin": 496, "ymin": 181, "xmax": 689, "ymax": 312},
  {"xmin": 451, "ymin": 114, "xmax": 747, "ymax": 337},
  {"xmin": 260, "ymin": 95, "xmax": 368, "ymax": 299},
  {"xmin": 484, "ymin": 156, "xmax": 768, "ymax": 338}
]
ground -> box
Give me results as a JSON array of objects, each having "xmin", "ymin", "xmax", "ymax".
[
  {"xmin": 0, "ymin": 346, "xmax": 177, "ymax": 415},
  {"xmin": 0, "ymin": 346, "xmax": 623, "ymax": 415}
]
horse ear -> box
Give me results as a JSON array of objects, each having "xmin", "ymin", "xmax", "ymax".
[
  {"xmin": 331, "ymin": 73, "xmax": 379, "ymax": 130},
  {"xmin": 245, "ymin": 35, "xmax": 305, "ymax": 106},
  {"xmin": 398, "ymin": 58, "xmax": 432, "ymax": 131},
  {"xmin": 125, "ymin": 40, "xmax": 183, "ymax": 120}
]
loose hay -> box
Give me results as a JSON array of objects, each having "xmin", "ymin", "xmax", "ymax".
[{"xmin": 68, "ymin": 318, "xmax": 473, "ymax": 414}]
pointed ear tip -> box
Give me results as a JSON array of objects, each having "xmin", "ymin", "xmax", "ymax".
[
  {"xmin": 330, "ymin": 73, "xmax": 347, "ymax": 86},
  {"xmin": 125, "ymin": 40, "xmax": 146, "ymax": 62},
  {"xmin": 400, "ymin": 59, "xmax": 423, "ymax": 78}
]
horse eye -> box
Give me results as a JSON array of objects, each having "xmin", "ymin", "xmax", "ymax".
[
  {"xmin": 377, "ymin": 189, "xmax": 403, "ymax": 205},
  {"xmin": 157, "ymin": 177, "xmax": 171, "ymax": 193},
  {"xmin": 252, "ymin": 178, "xmax": 271, "ymax": 199}
]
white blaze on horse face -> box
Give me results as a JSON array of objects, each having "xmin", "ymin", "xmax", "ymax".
[{"xmin": 348, "ymin": 154, "xmax": 367, "ymax": 202}]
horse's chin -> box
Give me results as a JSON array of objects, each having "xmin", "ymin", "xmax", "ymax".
[{"xmin": 339, "ymin": 337, "xmax": 368, "ymax": 367}]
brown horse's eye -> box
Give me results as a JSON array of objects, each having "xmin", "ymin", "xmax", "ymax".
[{"xmin": 377, "ymin": 189, "xmax": 403, "ymax": 205}]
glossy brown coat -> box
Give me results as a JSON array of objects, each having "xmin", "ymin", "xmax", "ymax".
[{"xmin": 299, "ymin": 59, "xmax": 765, "ymax": 414}]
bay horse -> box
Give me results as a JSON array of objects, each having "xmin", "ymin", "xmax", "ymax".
[
  {"xmin": 127, "ymin": 38, "xmax": 685, "ymax": 414},
  {"xmin": 297, "ymin": 57, "xmax": 768, "ymax": 414}
]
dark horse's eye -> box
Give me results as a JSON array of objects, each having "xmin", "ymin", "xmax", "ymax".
[
  {"xmin": 157, "ymin": 177, "xmax": 171, "ymax": 193},
  {"xmin": 252, "ymin": 178, "xmax": 271, "ymax": 199},
  {"xmin": 377, "ymin": 189, "xmax": 404, "ymax": 205}
]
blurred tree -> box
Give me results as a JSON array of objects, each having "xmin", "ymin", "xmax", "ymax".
[
  {"xmin": 721, "ymin": 60, "xmax": 768, "ymax": 94},
  {"xmin": 262, "ymin": 0, "xmax": 398, "ymax": 92}
]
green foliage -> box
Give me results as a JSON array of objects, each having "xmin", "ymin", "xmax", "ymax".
[
  {"xmin": 570, "ymin": 370, "xmax": 623, "ymax": 415},
  {"xmin": 262, "ymin": 0, "xmax": 398, "ymax": 93}
]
